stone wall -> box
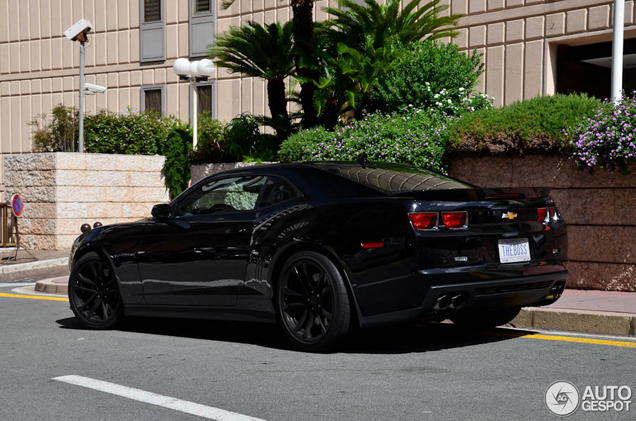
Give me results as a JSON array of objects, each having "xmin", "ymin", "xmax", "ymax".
[
  {"xmin": 4, "ymin": 153, "xmax": 169, "ymax": 250},
  {"xmin": 450, "ymin": 155, "xmax": 636, "ymax": 292}
]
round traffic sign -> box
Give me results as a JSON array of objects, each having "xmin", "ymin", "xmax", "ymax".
[{"xmin": 11, "ymin": 193, "xmax": 23, "ymax": 217}]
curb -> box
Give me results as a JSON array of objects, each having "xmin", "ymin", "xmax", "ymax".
[
  {"xmin": 0, "ymin": 257, "xmax": 68, "ymax": 275},
  {"xmin": 510, "ymin": 308, "xmax": 636, "ymax": 338},
  {"xmin": 34, "ymin": 277, "xmax": 68, "ymax": 295}
]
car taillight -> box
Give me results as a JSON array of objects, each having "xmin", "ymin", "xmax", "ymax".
[
  {"xmin": 442, "ymin": 212, "xmax": 468, "ymax": 229},
  {"xmin": 409, "ymin": 212, "xmax": 438, "ymax": 230},
  {"xmin": 538, "ymin": 207, "xmax": 549, "ymax": 223},
  {"xmin": 549, "ymin": 207, "xmax": 558, "ymax": 222}
]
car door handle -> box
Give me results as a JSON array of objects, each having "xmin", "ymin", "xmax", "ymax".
[{"xmin": 226, "ymin": 227, "xmax": 247, "ymax": 234}]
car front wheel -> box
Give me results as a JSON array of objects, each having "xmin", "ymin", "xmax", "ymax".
[
  {"xmin": 276, "ymin": 251, "xmax": 351, "ymax": 352},
  {"xmin": 68, "ymin": 252, "xmax": 124, "ymax": 330}
]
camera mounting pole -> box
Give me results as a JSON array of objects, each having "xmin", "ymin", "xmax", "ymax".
[
  {"xmin": 64, "ymin": 19, "xmax": 93, "ymax": 152},
  {"xmin": 79, "ymin": 39, "xmax": 85, "ymax": 152}
]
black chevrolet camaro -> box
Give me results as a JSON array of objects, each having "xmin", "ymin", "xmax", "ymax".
[{"xmin": 68, "ymin": 161, "xmax": 568, "ymax": 352}]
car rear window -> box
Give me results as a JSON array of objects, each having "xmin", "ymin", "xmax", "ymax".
[{"xmin": 311, "ymin": 162, "xmax": 471, "ymax": 195}]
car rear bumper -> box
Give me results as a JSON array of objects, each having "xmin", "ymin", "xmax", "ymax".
[{"xmin": 357, "ymin": 271, "xmax": 568, "ymax": 328}]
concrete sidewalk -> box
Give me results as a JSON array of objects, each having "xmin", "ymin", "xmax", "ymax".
[
  {"xmin": 0, "ymin": 248, "xmax": 69, "ymax": 275},
  {"xmin": 510, "ymin": 290, "xmax": 636, "ymax": 337},
  {"xmin": 4, "ymin": 253, "xmax": 636, "ymax": 338}
]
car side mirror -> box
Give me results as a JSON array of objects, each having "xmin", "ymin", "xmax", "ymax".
[{"xmin": 151, "ymin": 204, "xmax": 172, "ymax": 219}]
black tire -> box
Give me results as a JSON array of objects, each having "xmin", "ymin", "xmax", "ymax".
[
  {"xmin": 276, "ymin": 251, "xmax": 351, "ymax": 352},
  {"xmin": 451, "ymin": 306, "xmax": 521, "ymax": 329},
  {"xmin": 68, "ymin": 252, "xmax": 124, "ymax": 330}
]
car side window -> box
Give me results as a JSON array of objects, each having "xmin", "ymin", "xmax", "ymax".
[
  {"xmin": 174, "ymin": 176, "xmax": 266, "ymax": 217},
  {"xmin": 259, "ymin": 177, "xmax": 297, "ymax": 208}
]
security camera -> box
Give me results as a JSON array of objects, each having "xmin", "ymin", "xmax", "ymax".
[
  {"xmin": 85, "ymin": 83, "xmax": 107, "ymax": 94},
  {"xmin": 64, "ymin": 19, "xmax": 93, "ymax": 42}
]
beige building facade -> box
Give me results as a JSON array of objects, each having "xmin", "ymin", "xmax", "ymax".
[{"xmin": 1, "ymin": 0, "xmax": 636, "ymax": 199}]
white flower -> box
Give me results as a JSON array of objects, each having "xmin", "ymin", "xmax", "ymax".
[
  {"xmin": 459, "ymin": 87, "xmax": 464, "ymax": 91},
  {"xmin": 434, "ymin": 94, "xmax": 439, "ymax": 99}
]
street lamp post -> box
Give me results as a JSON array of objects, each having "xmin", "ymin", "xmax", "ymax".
[{"xmin": 172, "ymin": 58, "xmax": 216, "ymax": 149}]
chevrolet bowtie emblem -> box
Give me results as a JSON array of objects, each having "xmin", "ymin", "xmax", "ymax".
[{"xmin": 502, "ymin": 212, "xmax": 518, "ymax": 220}]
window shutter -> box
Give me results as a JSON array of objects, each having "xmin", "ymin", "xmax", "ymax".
[
  {"xmin": 189, "ymin": 0, "xmax": 215, "ymax": 57},
  {"xmin": 190, "ymin": 82, "xmax": 216, "ymax": 121},
  {"xmin": 198, "ymin": 85, "xmax": 213, "ymax": 116},
  {"xmin": 140, "ymin": 0, "xmax": 166, "ymax": 62},
  {"xmin": 144, "ymin": 0, "xmax": 161, "ymax": 22},
  {"xmin": 145, "ymin": 89, "xmax": 163, "ymax": 114},
  {"xmin": 141, "ymin": 85, "xmax": 166, "ymax": 115},
  {"xmin": 196, "ymin": 0, "xmax": 211, "ymax": 13}
]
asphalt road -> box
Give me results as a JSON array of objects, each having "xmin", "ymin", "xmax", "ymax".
[{"xmin": 0, "ymin": 277, "xmax": 634, "ymax": 421}]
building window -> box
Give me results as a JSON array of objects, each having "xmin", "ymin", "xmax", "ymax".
[
  {"xmin": 141, "ymin": 85, "xmax": 166, "ymax": 115},
  {"xmin": 140, "ymin": 0, "xmax": 166, "ymax": 62},
  {"xmin": 195, "ymin": 0, "xmax": 212, "ymax": 14},
  {"xmin": 144, "ymin": 0, "xmax": 162, "ymax": 22},
  {"xmin": 191, "ymin": 82, "xmax": 216, "ymax": 120},
  {"xmin": 189, "ymin": 0, "xmax": 215, "ymax": 58}
]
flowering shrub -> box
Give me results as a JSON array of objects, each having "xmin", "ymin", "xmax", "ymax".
[
  {"xmin": 569, "ymin": 92, "xmax": 636, "ymax": 174},
  {"xmin": 423, "ymin": 84, "xmax": 492, "ymax": 115},
  {"xmin": 279, "ymin": 106, "xmax": 455, "ymax": 174},
  {"xmin": 371, "ymin": 41, "xmax": 485, "ymax": 114}
]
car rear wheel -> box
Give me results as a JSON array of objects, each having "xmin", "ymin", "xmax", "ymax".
[
  {"xmin": 451, "ymin": 306, "xmax": 521, "ymax": 329},
  {"xmin": 276, "ymin": 251, "xmax": 351, "ymax": 352},
  {"xmin": 68, "ymin": 252, "xmax": 124, "ymax": 330}
]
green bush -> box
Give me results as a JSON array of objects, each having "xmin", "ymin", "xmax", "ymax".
[
  {"xmin": 370, "ymin": 41, "xmax": 485, "ymax": 114},
  {"xmin": 569, "ymin": 91, "xmax": 636, "ymax": 174},
  {"xmin": 162, "ymin": 128, "xmax": 193, "ymax": 199},
  {"xmin": 29, "ymin": 104, "xmax": 79, "ymax": 152},
  {"xmin": 85, "ymin": 109, "xmax": 180, "ymax": 155},
  {"xmin": 189, "ymin": 113, "xmax": 279, "ymax": 164},
  {"xmin": 279, "ymin": 106, "xmax": 453, "ymax": 173},
  {"xmin": 30, "ymin": 105, "xmax": 181, "ymax": 154},
  {"xmin": 189, "ymin": 113, "xmax": 226, "ymax": 165},
  {"xmin": 449, "ymin": 94, "xmax": 602, "ymax": 155}
]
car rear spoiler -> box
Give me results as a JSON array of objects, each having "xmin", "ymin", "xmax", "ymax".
[{"xmin": 393, "ymin": 187, "xmax": 551, "ymax": 201}]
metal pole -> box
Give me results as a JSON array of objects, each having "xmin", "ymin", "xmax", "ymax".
[
  {"xmin": 79, "ymin": 41, "xmax": 85, "ymax": 152},
  {"xmin": 192, "ymin": 77, "xmax": 198, "ymax": 150},
  {"xmin": 612, "ymin": 0, "xmax": 625, "ymax": 104}
]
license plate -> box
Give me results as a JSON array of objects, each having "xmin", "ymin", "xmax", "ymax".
[{"xmin": 498, "ymin": 238, "xmax": 531, "ymax": 263}]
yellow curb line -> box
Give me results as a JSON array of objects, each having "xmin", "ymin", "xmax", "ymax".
[
  {"xmin": 491, "ymin": 331, "xmax": 636, "ymax": 349},
  {"xmin": 0, "ymin": 292, "xmax": 68, "ymax": 302}
]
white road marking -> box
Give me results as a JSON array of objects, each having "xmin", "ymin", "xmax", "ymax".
[{"xmin": 53, "ymin": 375, "xmax": 267, "ymax": 421}]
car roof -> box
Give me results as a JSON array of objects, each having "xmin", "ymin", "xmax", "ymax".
[{"xmin": 211, "ymin": 161, "xmax": 471, "ymax": 199}]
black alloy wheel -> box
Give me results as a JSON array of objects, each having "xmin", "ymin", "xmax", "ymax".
[
  {"xmin": 68, "ymin": 252, "xmax": 123, "ymax": 329},
  {"xmin": 277, "ymin": 251, "xmax": 351, "ymax": 352}
]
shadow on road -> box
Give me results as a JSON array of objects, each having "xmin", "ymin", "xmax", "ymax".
[{"xmin": 56, "ymin": 316, "xmax": 531, "ymax": 354}]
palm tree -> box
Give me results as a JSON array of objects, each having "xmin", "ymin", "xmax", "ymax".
[
  {"xmin": 310, "ymin": 0, "xmax": 460, "ymax": 123},
  {"xmin": 208, "ymin": 21, "xmax": 295, "ymax": 139},
  {"xmin": 324, "ymin": 0, "xmax": 461, "ymax": 50},
  {"xmin": 221, "ymin": 0, "xmax": 320, "ymax": 129}
]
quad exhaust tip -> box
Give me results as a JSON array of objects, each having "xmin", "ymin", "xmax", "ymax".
[{"xmin": 433, "ymin": 293, "xmax": 468, "ymax": 311}]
